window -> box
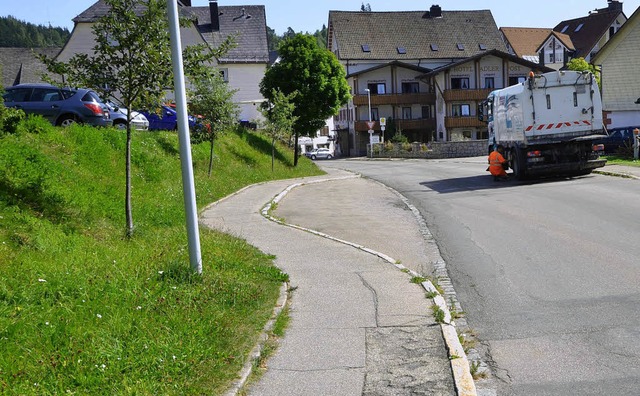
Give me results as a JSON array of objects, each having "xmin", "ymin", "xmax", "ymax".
[
  {"xmin": 361, "ymin": 44, "xmax": 371, "ymax": 52},
  {"xmin": 573, "ymin": 92, "xmax": 578, "ymax": 107},
  {"xmin": 452, "ymin": 104, "xmax": 470, "ymax": 117},
  {"xmin": 479, "ymin": 43, "xmax": 487, "ymax": 51},
  {"xmin": 549, "ymin": 52, "xmax": 555, "ymax": 63},
  {"xmin": 561, "ymin": 25, "xmax": 569, "ymax": 33},
  {"xmin": 371, "ymin": 107, "xmax": 379, "ymax": 121},
  {"xmin": 401, "ymin": 82, "xmax": 420, "ymax": 93},
  {"xmin": 3, "ymin": 87, "xmax": 32, "ymax": 102},
  {"xmin": 430, "ymin": 44, "xmax": 439, "ymax": 51},
  {"xmin": 484, "ymin": 77, "xmax": 495, "ymax": 89},
  {"xmin": 421, "ymin": 106, "xmax": 431, "ymax": 119},
  {"xmin": 575, "ymin": 23, "xmax": 584, "ymax": 32},
  {"xmin": 367, "ymin": 83, "xmax": 386, "ymax": 95},
  {"xmin": 397, "ymin": 47, "xmax": 407, "ymax": 54},
  {"xmin": 457, "ymin": 43, "xmax": 465, "ymax": 51},
  {"xmin": 219, "ymin": 68, "xmax": 229, "ymax": 82},
  {"xmin": 508, "ymin": 76, "xmax": 526, "ymax": 85},
  {"xmin": 546, "ymin": 94, "xmax": 551, "ymax": 109},
  {"xmin": 402, "ymin": 107, "xmax": 412, "ymax": 119},
  {"xmin": 451, "ymin": 77, "xmax": 469, "ymax": 89}
]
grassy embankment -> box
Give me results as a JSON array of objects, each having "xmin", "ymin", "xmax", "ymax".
[{"xmin": 0, "ymin": 116, "xmax": 323, "ymax": 394}]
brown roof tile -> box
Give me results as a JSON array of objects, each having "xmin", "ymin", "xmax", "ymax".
[{"xmin": 329, "ymin": 9, "xmax": 507, "ymax": 60}]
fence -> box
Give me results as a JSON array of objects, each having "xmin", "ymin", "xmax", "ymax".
[{"xmin": 368, "ymin": 140, "xmax": 488, "ymax": 159}]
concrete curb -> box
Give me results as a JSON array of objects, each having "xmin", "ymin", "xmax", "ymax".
[
  {"xmin": 260, "ymin": 173, "xmax": 477, "ymax": 396},
  {"xmin": 593, "ymin": 169, "xmax": 640, "ymax": 179}
]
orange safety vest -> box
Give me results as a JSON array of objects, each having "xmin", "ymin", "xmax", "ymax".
[{"xmin": 488, "ymin": 150, "xmax": 507, "ymax": 177}]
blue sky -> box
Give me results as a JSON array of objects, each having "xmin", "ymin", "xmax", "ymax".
[{"xmin": 2, "ymin": 0, "xmax": 640, "ymax": 34}]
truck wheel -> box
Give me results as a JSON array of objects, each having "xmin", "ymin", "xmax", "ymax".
[{"xmin": 511, "ymin": 148, "xmax": 526, "ymax": 180}]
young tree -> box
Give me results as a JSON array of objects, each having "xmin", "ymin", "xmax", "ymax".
[
  {"xmin": 567, "ymin": 57, "xmax": 600, "ymax": 87},
  {"xmin": 260, "ymin": 88, "xmax": 298, "ymax": 171},
  {"xmin": 189, "ymin": 71, "xmax": 239, "ymax": 177},
  {"xmin": 40, "ymin": 0, "xmax": 231, "ymax": 237},
  {"xmin": 260, "ymin": 34, "xmax": 350, "ymax": 166}
]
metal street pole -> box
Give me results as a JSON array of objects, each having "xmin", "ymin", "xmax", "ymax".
[
  {"xmin": 365, "ymin": 88, "xmax": 372, "ymax": 158},
  {"xmin": 167, "ymin": 0, "xmax": 202, "ymax": 274}
]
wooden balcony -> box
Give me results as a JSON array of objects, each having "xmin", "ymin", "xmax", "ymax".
[
  {"xmin": 352, "ymin": 92, "xmax": 436, "ymax": 106},
  {"xmin": 444, "ymin": 116, "xmax": 485, "ymax": 128},
  {"xmin": 443, "ymin": 88, "xmax": 492, "ymax": 102},
  {"xmin": 355, "ymin": 118, "xmax": 436, "ymax": 132}
]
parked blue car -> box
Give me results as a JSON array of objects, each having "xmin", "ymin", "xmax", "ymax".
[{"xmin": 138, "ymin": 105, "xmax": 198, "ymax": 131}]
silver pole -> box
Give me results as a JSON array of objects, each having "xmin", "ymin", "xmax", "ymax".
[{"xmin": 167, "ymin": 0, "xmax": 202, "ymax": 274}]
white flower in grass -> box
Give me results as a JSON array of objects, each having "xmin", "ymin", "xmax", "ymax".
[
  {"xmin": 158, "ymin": 271, "xmax": 164, "ymax": 275},
  {"xmin": 38, "ymin": 279, "xmax": 47, "ymax": 283},
  {"xmin": 136, "ymin": 306, "xmax": 142, "ymax": 310},
  {"xmin": 45, "ymin": 322, "xmax": 49, "ymax": 326},
  {"xmin": 96, "ymin": 314, "xmax": 102, "ymax": 319}
]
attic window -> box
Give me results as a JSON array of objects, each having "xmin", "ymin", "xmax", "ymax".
[
  {"xmin": 575, "ymin": 23, "xmax": 584, "ymax": 32},
  {"xmin": 430, "ymin": 44, "xmax": 439, "ymax": 51},
  {"xmin": 457, "ymin": 43, "xmax": 465, "ymax": 51},
  {"xmin": 397, "ymin": 47, "xmax": 407, "ymax": 54},
  {"xmin": 361, "ymin": 44, "xmax": 371, "ymax": 52},
  {"xmin": 479, "ymin": 43, "xmax": 487, "ymax": 51},
  {"xmin": 561, "ymin": 25, "xmax": 569, "ymax": 33}
]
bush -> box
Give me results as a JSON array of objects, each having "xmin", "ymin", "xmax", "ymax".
[
  {"xmin": 390, "ymin": 132, "xmax": 408, "ymax": 144},
  {"xmin": 0, "ymin": 103, "xmax": 25, "ymax": 136}
]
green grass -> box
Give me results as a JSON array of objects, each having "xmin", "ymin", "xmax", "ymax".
[
  {"xmin": 0, "ymin": 116, "xmax": 323, "ymax": 394},
  {"xmin": 602, "ymin": 155, "xmax": 640, "ymax": 167}
]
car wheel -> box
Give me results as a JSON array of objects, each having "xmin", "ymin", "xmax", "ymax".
[
  {"xmin": 311, "ymin": 155, "xmax": 317, "ymax": 160},
  {"xmin": 114, "ymin": 120, "xmax": 127, "ymax": 130},
  {"xmin": 57, "ymin": 115, "xmax": 77, "ymax": 127},
  {"xmin": 327, "ymin": 154, "xmax": 333, "ymax": 159}
]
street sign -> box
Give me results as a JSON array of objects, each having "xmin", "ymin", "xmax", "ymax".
[
  {"xmin": 370, "ymin": 135, "xmax": 380, "ymax": 144},
  {"xmin": 366, "ymin": 121, "xmax": 376, "ymax": 129},
  {"xmin": 380, "ymin": 117, "xmax": 386, "ymax": 126}
]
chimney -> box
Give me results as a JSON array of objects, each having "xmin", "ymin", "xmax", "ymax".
[
  {"xmin": 430, "ymin": 4, "xmax": 442, "ymax": 18},
  {"xmin": 607, "ymin": 0, "xmax": 623, "ymax": 12},
  {"xmin": 210, "ymin": 1, "xmax": 220, "ymax": 31}
]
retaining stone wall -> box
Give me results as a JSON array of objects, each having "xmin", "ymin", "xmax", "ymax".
[{"xmin": 369, "ymin": 140, "xmax": 488, "ymax": 159}]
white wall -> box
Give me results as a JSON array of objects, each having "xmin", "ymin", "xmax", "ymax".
[{"xmin": 227, "ymin": 63, "xmax": 266, "ymax": 122}]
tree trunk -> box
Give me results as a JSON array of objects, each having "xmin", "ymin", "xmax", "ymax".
[
  {"xmin": 294, "ymin": 132, "xmax": 299, "ymax": 167},
  {"xmin": 125, "ymin": 126, "xmax": 134, "ymax": 238},
  {"xmin": 208, "ymin": 136, "xmax": 215, "ymax": 177}
]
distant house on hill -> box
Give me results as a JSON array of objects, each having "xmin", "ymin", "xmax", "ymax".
[
  {"xmin": 56, "ymin": 0, "xmax": 269, "ymax": 122},
  {"xmin": 500, "ymin": 27, "xmax": 574, "ymax": 70},
  {"xmin": 0, "ymin": 47, "xmax": 61, "ymax": 88},
  {"xmin": 327, "ymin": 5, "xmax": 513, "ymax": 155}
]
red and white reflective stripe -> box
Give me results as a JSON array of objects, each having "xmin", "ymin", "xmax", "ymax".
[{"xmin": 525, "ymin": 120, "xmax": 591, "ymax": 131}]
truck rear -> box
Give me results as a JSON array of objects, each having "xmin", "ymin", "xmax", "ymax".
[{"xmin": 479, "ymin": 70, "xmax": 606, "ymax": 179}]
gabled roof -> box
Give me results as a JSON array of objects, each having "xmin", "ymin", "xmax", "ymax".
[
  {"xmin": 0, "ymin": 47, "xmax": 61, "ymax": 88},
  {"xmin": 500, "ymin": 27, "xmax": 574, "ymax": 59},
  {"xmin": 592, "ymin": 5, "xmax": 640, "ymax": 63},
  {"xmin": 535, "ymin": 31, "xmax": 575, "ymax": 53},
  {"xmin": 415, "ymin": 49, "xmax": 553, "ymax": 80},
  {"xmin": 553, "ymin": 8, "xmax": 625, "ymax": 58},
  {"xmin": 346, "ymin": 60, "xmax": 431, "ymax": 78},
  {"xmin": 328, "ymin": 9, "xmax": 507, "ymax": 60},
  {"xmin": 186, "ymin": 5, "xmax": 268, "ymax": 64},
  {"xmin": 72, "ymin": 1, "xmax": 268, "ymax": 64}
]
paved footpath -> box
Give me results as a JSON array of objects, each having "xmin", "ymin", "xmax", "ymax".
[{"xmin": 200, "ymin": 166, "xmax": 457, "ymax": 396}]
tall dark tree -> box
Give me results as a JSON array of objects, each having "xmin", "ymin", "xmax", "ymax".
[
  {"xmin": 260, "ymin": 34, "xmax": 350, "ymax": 166},
  {"xmin": 0, "ymin": 16, "xmax": 70, "ymax": 47}
]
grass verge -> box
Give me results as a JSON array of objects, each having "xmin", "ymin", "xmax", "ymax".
[{"xmin": 0, "ymin": 117, "xmax": 322, "ymax": 394}]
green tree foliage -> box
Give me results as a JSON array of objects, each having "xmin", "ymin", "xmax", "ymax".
[
  {"xmin": 361, "ymin": 3, "xmax": 372, "ymax": 12},
  {"xmin": 260, "ymin": 34, "xmax": 350, "ymax": 166},
  {"xmin": 39, "ymin": 0, "xmax": 230, "ymax": 237},
  {"xmin": 189, "ymin": 71, "xmax": 239, "ymax": 177},
  {"xmin": 567, "ymin": 57, "xmax": 600, "ymax": 87},
  {"xmin": 268, "ymin": 25, "xmax": 328, "ymax": 50},
  {"xmin": 260, "ymin": 89, "xmax": 298, "ymax": 171},
  {"xmin": 0, "ymin": 16, "xmax": 70, "ymax": 47}
]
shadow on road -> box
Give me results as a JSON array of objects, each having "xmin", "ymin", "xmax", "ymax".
[{"xmin": 420, "ymin": 174, "xmax": 593, "ymax": 194}]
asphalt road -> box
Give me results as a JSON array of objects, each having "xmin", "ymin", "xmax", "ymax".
[{"xmin": 321, "ymin": 157, "xmax": 640, "ymax": 396}]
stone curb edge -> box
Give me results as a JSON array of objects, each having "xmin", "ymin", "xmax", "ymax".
[{"xmin": 259, "ymin": 173, "xmax": 477, "ymax": 396}]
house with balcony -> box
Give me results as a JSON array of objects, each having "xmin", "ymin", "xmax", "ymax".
[
  {"xmin": 56, "ymin": 0, "xmax": 268, "ymax": 122},
  {"xmin": 327, "ymin": 5, "xmax": 508, "ymax": 156},
  {"xmin": 416, "ymin": 50, "xmax": 552, "ymax": 142},
  {"xmin": 592, "ymin": 5, "xmax": 640, "ymax": 129}
]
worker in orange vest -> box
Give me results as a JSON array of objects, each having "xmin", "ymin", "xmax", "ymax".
[{"xmin": 488, "ymin": 144, "xmax": 509, "ymax": 181}]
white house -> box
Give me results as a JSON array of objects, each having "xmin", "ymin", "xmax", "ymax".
[{"xmin": 56, "ymin": 0, "xmax": 268, "ymax": 123}]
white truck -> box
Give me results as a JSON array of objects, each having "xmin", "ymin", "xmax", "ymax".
[{"xmin": 479, "ymin": 70, "xmax": 607, "ymax": 179}]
